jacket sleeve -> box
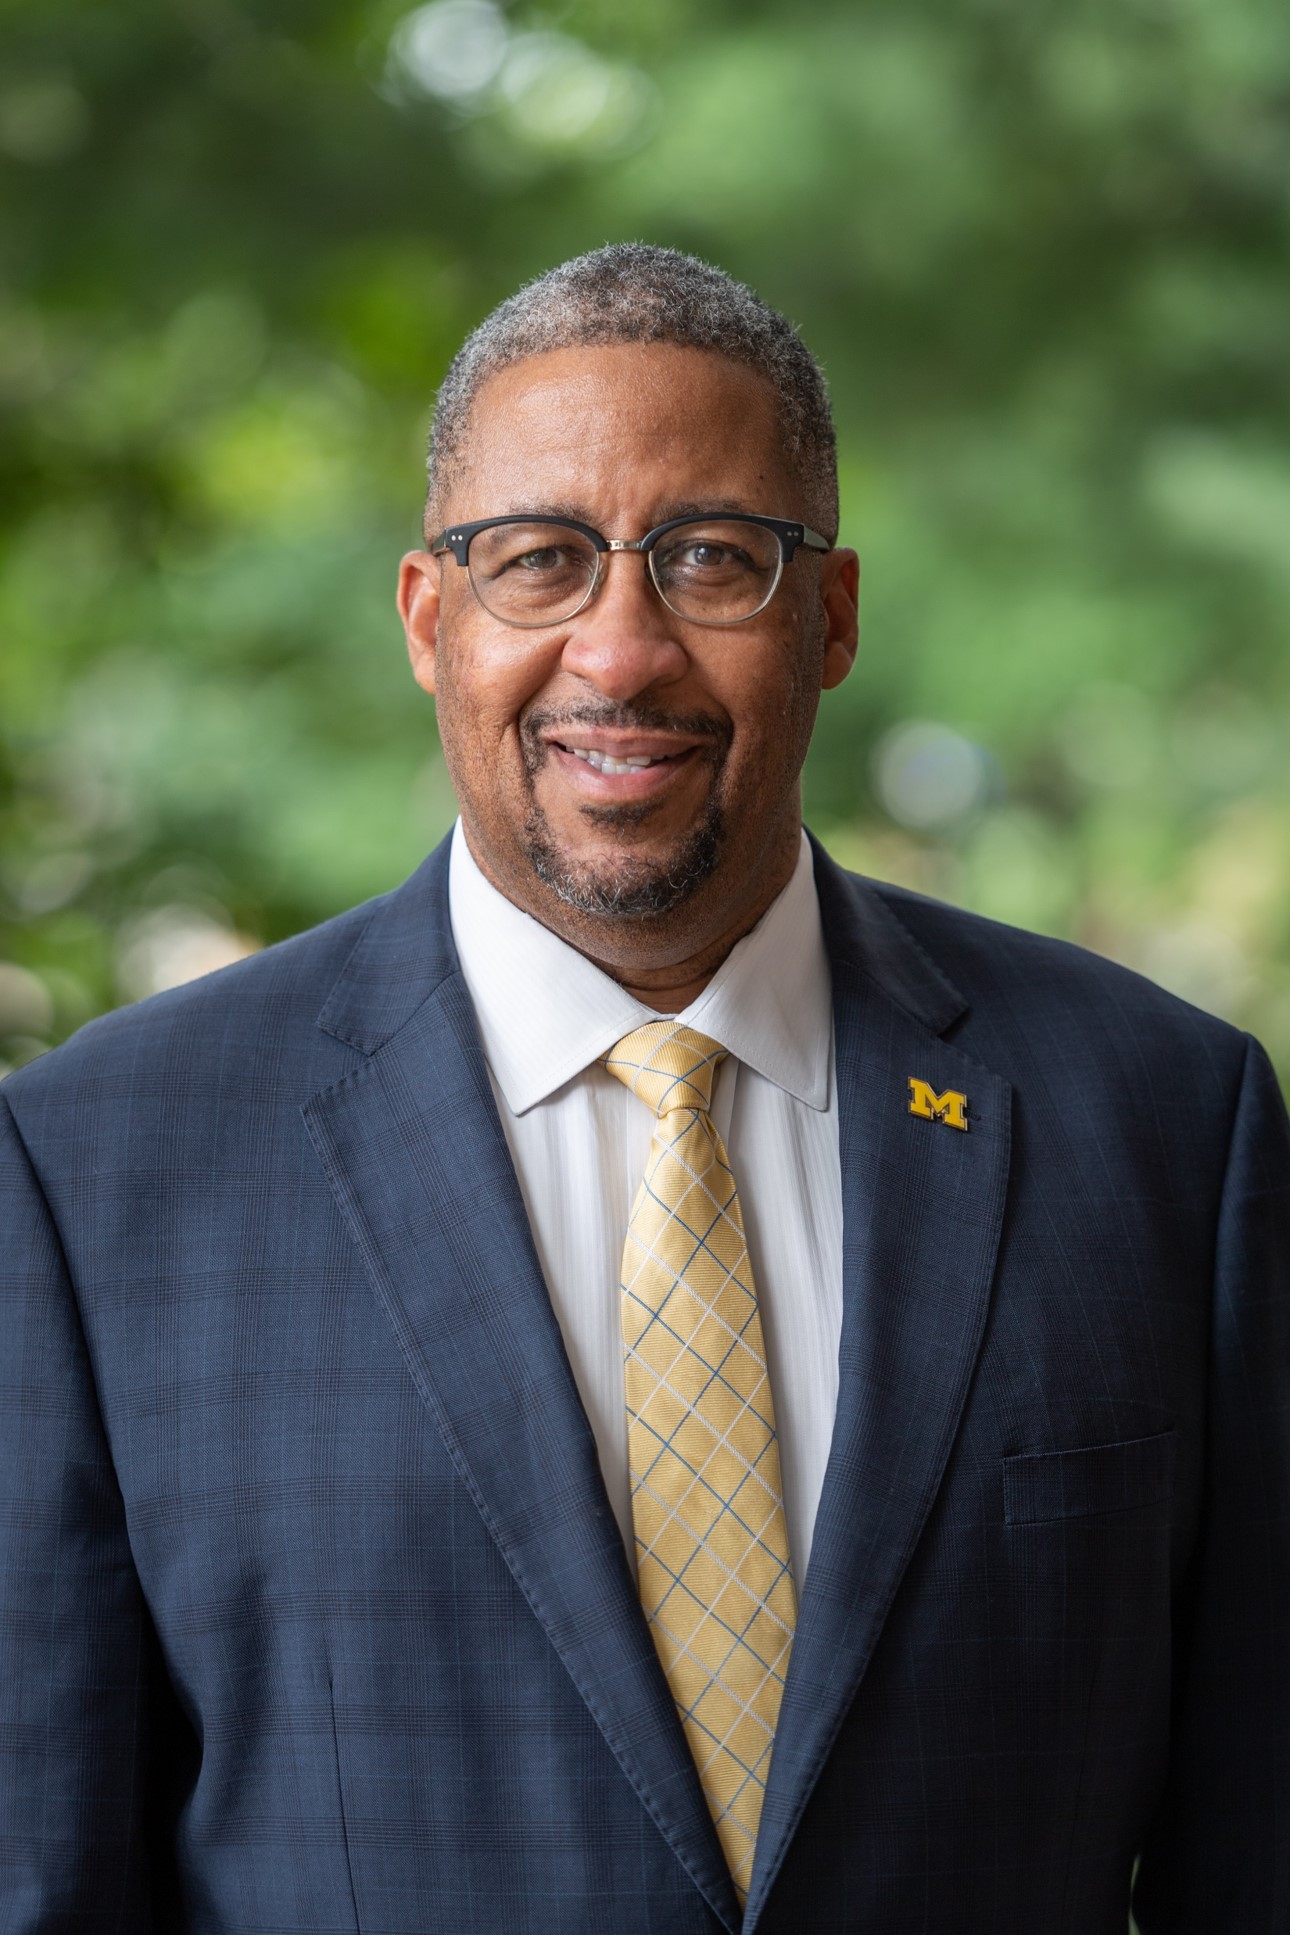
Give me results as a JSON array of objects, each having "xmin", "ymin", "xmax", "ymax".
[
  {"xmin": 1133, "ymin": 1034, "xmax": 1290, "ymax": 1931},
  {"xmin": 0, "ymin": 1090, "xmax": 155, "ymax": 1931}
]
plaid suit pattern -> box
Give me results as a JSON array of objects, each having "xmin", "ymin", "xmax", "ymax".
[
  {"xmin": 604, "ymin": 1022, "xmax": 796, "ymax": 1904},
  {"xmin": 1, "ymin": 831, "xmax": 1287, "ymax": 1933}
]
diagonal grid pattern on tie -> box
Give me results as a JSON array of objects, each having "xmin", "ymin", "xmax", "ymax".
[
  {"xmin": 630, "ymin": 1394, "xmax": 785, "ymax": 1564},
  {"xmin": 602, "ymin": 1018, "xmax": 798, "ymax": 1906},
  {"xmin": 633, "ymin": 1465, "xmax": 794, "ymax": 1629},
  {"xmin": 625, "ymin": 1286, "xmax": 777, "ymax": 1445}
]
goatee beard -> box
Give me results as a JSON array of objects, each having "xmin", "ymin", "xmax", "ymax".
[
  {"xmin": 523, "ymin": 801, "xmax": 724, "ymax": 918},
  {"xmin": 518, "ymin": 698, "xmax": 730, "ymax": 920}
]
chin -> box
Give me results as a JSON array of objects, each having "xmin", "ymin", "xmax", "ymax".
[{"xmin": 522, "ymin": 807, "xmax": 724, "ymax": 921}]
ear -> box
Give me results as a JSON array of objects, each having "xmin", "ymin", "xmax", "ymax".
[
  {"xmin": 398, "ymin": 551, "xmax": 443, "ymax": 696},
  {"xmin": 819, "ymin": 547, "xmax": 859, "ymax": 691}
]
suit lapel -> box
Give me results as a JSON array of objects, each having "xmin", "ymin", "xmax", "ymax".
[
  {"xmin": 744, "ymin": 849, "xmax": 1012, "ymax": 1927},
  {"xmin": 302, "ymin": 843, "xmax": 741, "ymax": 1931}
]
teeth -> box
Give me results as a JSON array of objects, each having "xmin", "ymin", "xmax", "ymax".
[{"xmin": 566, "ymin": 746, "xmax": 663, "ymax": 774}]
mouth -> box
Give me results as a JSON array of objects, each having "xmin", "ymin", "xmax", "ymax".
[
  {"xmin": 554, "ymin": 732, "xmax": 697, "ymax": 770},
  {"xmin": 542, "ymin": 729, "xmax": 707, "ymax": 799}
]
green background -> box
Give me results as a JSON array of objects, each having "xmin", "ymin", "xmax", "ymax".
[{"xmin": 3, "ymin": 0, "xmax": 1288, "ymax": 1087}]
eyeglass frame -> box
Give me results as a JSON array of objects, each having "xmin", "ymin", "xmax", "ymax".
[{"xmin": 428, "ymin": 511, "xmax": 834, "ymax": 630}]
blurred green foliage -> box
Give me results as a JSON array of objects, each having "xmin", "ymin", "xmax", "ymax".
[{"xmin": 2, "ymin": 0, "xmax": 1288, "ymax": 1078}]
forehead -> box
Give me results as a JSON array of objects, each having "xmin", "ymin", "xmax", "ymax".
[{"xmin": 449, "ymin": 342, "xmax": 792, "ymax": 519}]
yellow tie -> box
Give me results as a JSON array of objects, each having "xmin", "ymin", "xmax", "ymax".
[{"xmin": 604, "ymin": 1021, "xmax": 797, "ymax": 1906}]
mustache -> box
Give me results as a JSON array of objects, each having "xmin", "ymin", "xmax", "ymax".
[{"xmin": 519, "ymin": 699, "xmax": 732, "ymax": 769}]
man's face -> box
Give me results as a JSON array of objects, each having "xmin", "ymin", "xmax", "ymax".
[{"xmin": 399, "ymin": 341, "xmax": 858, "ymax": 966}]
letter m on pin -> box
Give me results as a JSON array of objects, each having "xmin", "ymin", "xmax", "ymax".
[{"xmin": 908, "ymin": 1076, "xmax": 969, "ymax": 1132}]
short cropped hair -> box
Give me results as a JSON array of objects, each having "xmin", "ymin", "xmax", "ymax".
[{"xmin": 426, "ymin": 243, "xmax": 839, "ymax": 540}]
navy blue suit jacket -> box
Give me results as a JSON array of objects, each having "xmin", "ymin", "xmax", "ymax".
[{"xmin": 2, "ymin": 836, "xmax": 1287, "ymax": 1932}]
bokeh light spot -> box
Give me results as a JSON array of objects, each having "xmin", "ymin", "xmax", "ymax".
[
  {"xmin": 389, "ymin": 0, "xmax": 508, "ymax": 102},
  {"xmin": 873, "ymin": 721, "xmax": 993, "ymax": 831}
]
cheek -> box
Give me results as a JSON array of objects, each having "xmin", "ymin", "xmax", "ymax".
[
  {"xmin": 726, "ymin": 626, "xmax": 821, "ymax": 753},
  {"xmin": 435, "ymin": 625, "xmax": 549, "ymax": 750}
]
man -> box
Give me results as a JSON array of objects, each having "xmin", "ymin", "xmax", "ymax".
[{"xmin": 1, "ymin": 245, "xmax": 1286, "ymax": 1933}]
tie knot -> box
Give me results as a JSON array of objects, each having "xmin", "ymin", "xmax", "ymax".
[{"xmin": 603, "ymin": 1022, "xmax": 726, "ymax": 1117}]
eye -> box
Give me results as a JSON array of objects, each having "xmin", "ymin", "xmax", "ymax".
[
  {"xmin": 660, "ymin": 538, "xmax": 757, "ymax": 576},
  {"xmin": 481, "ymin": 533, "xmax": 596, "ymax": 580},
  {"xmin": 679, "ymin": 542, "xmax": 736, "ymax": 569}
]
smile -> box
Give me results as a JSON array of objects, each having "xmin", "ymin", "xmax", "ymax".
[
  {"xmin": 562, "ymin": 746, "xmax": 675, "ymax": 774},
  {"xmin": 540, "ymin": 735, "xmax": 704, "ymax": 803}
]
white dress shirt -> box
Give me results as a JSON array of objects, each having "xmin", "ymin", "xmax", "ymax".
[{"xmin": 448, "ymin": 822, "xmax": 844, "ymax": 1583}]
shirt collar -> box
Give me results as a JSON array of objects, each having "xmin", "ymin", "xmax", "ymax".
[{"xmin": 448, "ymin": 822, "xmax": 832, "ymax": 1115}]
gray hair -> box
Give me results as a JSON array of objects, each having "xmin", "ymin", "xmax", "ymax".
[{"xmin": 425, "ymin": 243, "xmax": 839, "ymax": 540}]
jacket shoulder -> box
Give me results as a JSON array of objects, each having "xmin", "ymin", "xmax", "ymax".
[
  {"xmin": 857, "ymin": 872, "xmax": 1252, "ymax": 1078},
  {"xmin": 2, "ymin": 890, "xmax": 389, "ymax": 1114}
]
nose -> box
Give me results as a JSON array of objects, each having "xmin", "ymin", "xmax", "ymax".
[{"xmin": 557, "ymin": 549, "xmax": 690, "ymax": 701}]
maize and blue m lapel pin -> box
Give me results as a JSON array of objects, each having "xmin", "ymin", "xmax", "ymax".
[{"xmin": 908, "ymin": 1076, "xmax": 970, "ymax": 1132}]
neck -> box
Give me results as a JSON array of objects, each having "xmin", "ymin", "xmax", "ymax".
[
  {"xmin": 548, "ymin": 825, "xmax": 803, "ymax": 1012},
  {"xmin": 461, "ymin": 816, "xmax": 804, "ymax": 1013},
  {"xmin": 596, "ymin": 893, "xmax": 787, "ymax": 1012}
]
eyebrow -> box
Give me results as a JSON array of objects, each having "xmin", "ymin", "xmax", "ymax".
[{"xmin": 490, "ymin": 497, "xmax": 769, "ymax": 529}]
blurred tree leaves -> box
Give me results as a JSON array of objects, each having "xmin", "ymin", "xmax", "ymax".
[{"xmin": 1, "ymin": 0, "xmax": 1288, "ymax": 1074}]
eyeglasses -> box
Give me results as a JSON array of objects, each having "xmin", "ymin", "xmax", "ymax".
[{"xmin": 429, "ymin": 513, "xmax": 832, "ymax": 629}]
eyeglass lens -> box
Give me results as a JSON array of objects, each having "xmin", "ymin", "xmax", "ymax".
[{"xmin": 465, "ymin": 519, "xmax": 784, "ymax": 626}]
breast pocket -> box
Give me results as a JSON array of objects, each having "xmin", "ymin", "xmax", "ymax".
[{"xmin": 1003, "ymin": 1428, "xmax": 1177, "ymax": 1525}]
